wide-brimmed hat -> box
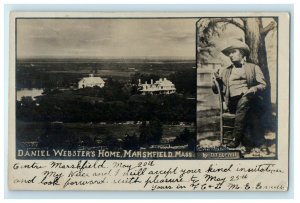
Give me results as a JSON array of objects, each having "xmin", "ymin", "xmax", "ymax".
[{"xmin": 221, "ymin": 39, "xmax": 250, "ymax": 56}]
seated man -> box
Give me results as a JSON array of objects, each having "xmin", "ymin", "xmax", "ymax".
[{"xmin": 212, "ymin": 40, "xmax": 267, "ymax": 148}]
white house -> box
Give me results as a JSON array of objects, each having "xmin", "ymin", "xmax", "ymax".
[
  {"xmin": 78, "ymin": 74, "xmax": 105, "ymax": 89},
  {"xmin": 138, "ymin": 78, "xmax": 176, "ymax": 95}
]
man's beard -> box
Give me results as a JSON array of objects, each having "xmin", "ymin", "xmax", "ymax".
[{"xmin": 232, "ymin": 61, "xmax": 243, "ymax": 68}]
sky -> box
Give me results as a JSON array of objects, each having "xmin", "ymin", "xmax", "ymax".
[{"xmin": 17, "ymin": 18, "xmax": 197, "ymax": 60}]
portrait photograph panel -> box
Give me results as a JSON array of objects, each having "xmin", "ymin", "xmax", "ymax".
[{"xmin": 196, "ymin": 17, "xmax": 278, "ymax": 159}]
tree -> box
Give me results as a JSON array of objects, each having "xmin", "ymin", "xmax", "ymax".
[
  {"xmin": 197, "ymin": 17, "xmax": 277, "ymax": 127},
  {"xmin": 169, "ymin": 69, "xmax": 196, "ymax": 96},
  {"xmin": 139, "ymin": 122, "xmax": 151, "ymax": 147},
  {"xmin": 130, "ymin": 72, "xmax": 160, "ymax": 86},
  {"xmin": 149, "ymin": 119, "xmax": 163, "ymax": 145},
  {"xmin": 103, "ymin": 135, "xmax": 121, "ymax": 150},
  {"xmin": 123, "ymin": 133, "xmax": 140, "ymax": 150},
  {"xmin": 39, "ymin": 123, "xmax": 73, "ymax": 149},
  {"xmin": 172, "ymin": 128, "xmax": 195, "ymax": 150},
  {"xmin": 139, "ymin": 120, "xmax": 163, "ymax": 146}
]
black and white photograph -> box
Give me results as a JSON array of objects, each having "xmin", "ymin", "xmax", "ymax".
[
  {"xmin": 196, "ymin": 17, "xmax": 278, "ymax": 159},
  {"xmin": 15, "ymin": 18, "xmax": 197, "ymax": 159},
  {"xmin": 8, "ymin": 12, "xmax": 290, "ymax": 191}
]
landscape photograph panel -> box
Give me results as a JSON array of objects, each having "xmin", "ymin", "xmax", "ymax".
[{"xmin": 15, "ymin": 18, "xmax": 198, "ymax": 159}]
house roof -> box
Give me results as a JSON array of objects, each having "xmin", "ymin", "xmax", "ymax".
[
  {"xmin": 154, "ymin": 78, "xmax": 174, "ymax": 86},
  {"xmin": 79, "ymin": 76, "xmax": 105, "ymax": 84},
  {"xmin": 139, "ymin": 78, "xmax": 176, "ymax": 92}
]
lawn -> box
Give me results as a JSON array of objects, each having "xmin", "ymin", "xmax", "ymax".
[{"xmin": 16, "ymin": 121, "xmax": 196, "ymax": 143}]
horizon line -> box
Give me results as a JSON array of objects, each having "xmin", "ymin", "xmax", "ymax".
[{"xmin": 17, "ymin": 56, "xmax": 195, "ymax": 61}]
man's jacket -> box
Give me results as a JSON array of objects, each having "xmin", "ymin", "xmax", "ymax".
[{"xmin": 212, "ymin": 62, "xmax": 267, "ymax": 106}]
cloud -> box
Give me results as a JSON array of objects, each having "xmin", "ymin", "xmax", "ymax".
[{"xmin": 17, "ymin": 18, "xmax": 197, "ymax": 59}]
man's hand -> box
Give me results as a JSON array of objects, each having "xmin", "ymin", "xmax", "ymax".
[
  {"xmin": 212, "ymin": 70, "xmax": 221, "ymax": 82},
  {"xmin": 223, "ymin": 102, "xmax": 228, "ymax": 112},
  {"xmin": 244, "ymin": 88, "xmax": 256, "ymax": 97}
]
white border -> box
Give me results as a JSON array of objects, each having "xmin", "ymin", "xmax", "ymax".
[{"xmin": 1, "ymin": 1, "xmax": 297, "ymax": 201}]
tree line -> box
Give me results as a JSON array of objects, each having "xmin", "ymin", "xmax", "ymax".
[{"xmin": 17, "ymin": 73, "xmax": 196, "ymax": 123}]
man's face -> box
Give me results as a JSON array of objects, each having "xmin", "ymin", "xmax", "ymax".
[{"xmin": 228, "ymin": 49, "xmax": 244, "ymax": 63}]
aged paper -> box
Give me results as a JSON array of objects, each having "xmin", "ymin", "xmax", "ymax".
[{"xmin": 9, "ymin": 12, "xmax": 289, "ymax": 191}]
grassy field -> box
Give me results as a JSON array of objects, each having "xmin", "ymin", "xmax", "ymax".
[{"xmin": 16, "ymin": 121, "xmax": 196, "ymax": 143}]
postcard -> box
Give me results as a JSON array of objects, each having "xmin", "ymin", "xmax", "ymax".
[{"xmin": 8, "ymin": 12, "xmax": 290, "ymax": 191}]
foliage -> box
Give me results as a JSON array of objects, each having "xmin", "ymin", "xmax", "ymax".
[
  {"xmin": 102, "ymin": 135, "xmax": 121, "ymax": 150},
  {"xmin": 139, "ymin": 120, "xmax": 163, "ymax": 147},
  {"xmin": 169, "ymin": 69, "xmax": 196, "ymax": 96},
  {"xmin": 17, "ymin": 83, "xmax": 196, "ymax": 123},
  {"xmin": 172, "ymin": 128, "xmax": 196, "ymax": 150},
  {"xmin": 39, "ymin": 123, "xmax": 78, "ymax": 149},
  {"xmin": 122, "ymin": 133, "xmax": 140, "ymax": 150}
]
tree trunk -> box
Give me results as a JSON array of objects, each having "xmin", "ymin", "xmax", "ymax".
[
  {"xmin": 244, "ymin": 18, "xmax": 273, "ymax": 129},
  {"xmin": 244, "ymin": 18, "xmax": 270, "ymax": 86}
]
